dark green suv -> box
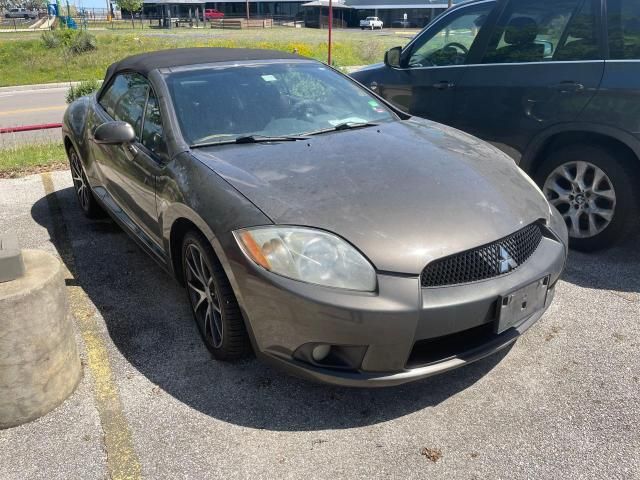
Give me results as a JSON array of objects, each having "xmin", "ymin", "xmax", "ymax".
[{"xmin": 351, "ymin": 0, "xmax": 640, "ymax": 251}]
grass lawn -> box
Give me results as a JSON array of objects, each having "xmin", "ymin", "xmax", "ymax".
[
  {"xmin": 0, "ymin": 28, "xmax": 412, "ymax": 86},
  {"xmin": 0, "ymin": 143, "xmax": 67, "ymax": 178}
]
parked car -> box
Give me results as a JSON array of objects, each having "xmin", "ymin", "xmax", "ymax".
[
  {"xmin": 351, "ymin": 0, "xmax": 640, "ymax": 252},
  {"xmin": 4, "ymin": 7, "xmax": 37, "ymax": 19},
  {"xmin": 63, "ymin": 48, "xmax": 567, "ymax": 386},
  {"xmin": 360, "ymin": 16, "xmax": 383, "ymax": 30},
  {"xmin": 204, "ymin": 8, "xmax": 224, "ymax": 20}
]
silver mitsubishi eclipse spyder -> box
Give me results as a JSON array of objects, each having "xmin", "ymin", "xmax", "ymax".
[{"xmin": 63, "ymin": 48, "xmax": 568, "ymax": 387}]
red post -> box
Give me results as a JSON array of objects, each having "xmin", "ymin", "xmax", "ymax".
[{"xmin": 327, "ymin": 0, "xmax": 333, "ymax": 65}]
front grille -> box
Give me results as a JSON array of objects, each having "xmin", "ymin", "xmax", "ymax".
[{"xmin": 421, "ymin": 223, "xmax": 543, "ymax": 288}]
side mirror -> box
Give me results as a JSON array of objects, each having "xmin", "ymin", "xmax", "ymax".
[
  {"xmin": 384, "ymin": 46, "xmax": 402, "ymax": 68},
  {"xmin": 93, "ymin": 121, "xmax": 135, "ymax": 145}
]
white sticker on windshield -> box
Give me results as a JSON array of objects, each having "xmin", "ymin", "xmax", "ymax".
[
  {"xmin": 329, "ymin": 117, "xmax": 367, "ymax": 126},
  {"xmin": 261, "ymin": 75, "xmax": 277, "ymax": 82}
]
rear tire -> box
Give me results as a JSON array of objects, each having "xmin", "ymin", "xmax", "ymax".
[
  {"xmin": 181, "ymin": 230, "xmax": 251, "ymax": 360},
  {"xmin": 535, "ymin": 143, "xmax": 638, "ymax": 252},
  {"xmin": 67, "ymin": 145, "xmax": 105, "ymax": 219}
]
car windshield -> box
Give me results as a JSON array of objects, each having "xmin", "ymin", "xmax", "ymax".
[{"xmin": 165, "ymin": 62, "xmax": 397, "ymax": 146}]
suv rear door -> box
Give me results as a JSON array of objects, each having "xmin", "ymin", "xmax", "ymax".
[
  {"xmin": 580, "ymin": 0, "xmax": 640, "ymax": 133},
  {"xmin": 451, "ymin": 0, "xmax": 605, "ymax": 161}
]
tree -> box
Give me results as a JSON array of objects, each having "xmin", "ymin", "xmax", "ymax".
[
  {"xmin": 0, "ymin": 0, "xmax": 14, "ymax": 12},
  {"xmin": 24, "ymin": 0, "xmax": 47, "ymax": 10},
  {"xmin": 115, "ymin": 0, "xmax": 142, "ymax": 27}
]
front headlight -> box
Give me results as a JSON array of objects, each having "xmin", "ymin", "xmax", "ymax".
[{"xmin": 233, "ymin": 226, "xmax": 377, "ymax": 291}]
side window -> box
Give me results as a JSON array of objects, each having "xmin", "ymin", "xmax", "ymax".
[
  {"xmin": 98, "ymin": 74, "xmax": 129, "ymax": 119},
  {"xmin": 482, "ymin": 0, "xmax": 598, "ymax": 64},
  {"xmin": 407, "ymin": 3, "xmax": 495, "ymax": 67},
  {"xmin": 141, "ymin": 90, "xmax": 167, "ymax": 159},
  {"xmin": 607, "ymin": 0, "xmax": 640, "ymax": 60},
  {"xmin": 554, "ymin": 0, "xmax": 600, "ymax": 61},
  {"xmin": 99, "ymin": 73, "xmax": 149, "ymax": 139}
]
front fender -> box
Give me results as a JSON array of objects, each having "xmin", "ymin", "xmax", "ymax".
[
  {"xmin": 62, "ymin": 95, "xmax": 94, "ymax": 164},
  {"xmin": 158, "ymin": 153, "xmax": 271, "ymax": 284}
]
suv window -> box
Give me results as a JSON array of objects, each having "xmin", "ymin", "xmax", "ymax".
[
  {"xmin": 99, "ymin": 73, "xmax": 149, "ymax": 139},
  {"xmin": 607, "ymin": 0, "xmax": 640, "ymax": 60},
  {"xmin": 141, "ymin": 90, "xmax": 167, "ymax": 159},
  {"xmin": 406, "ymin": 3, "xmax": 495, "ymax": 67},
  {"xmin": 482, "ymin": 0, "xmax": 599, "ymax": 64}
]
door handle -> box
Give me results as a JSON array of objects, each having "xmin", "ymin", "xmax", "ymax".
[
  {"xmin": 125, "ymin": 144, "xmax": 139, "ymax": 156},
  {"xmin": 432, "ymin": 81, "xmax": 455, "ymax": 90},
  {"xmin": 553, "ymin": 81, "xmax": 585, "ymax": 93}
]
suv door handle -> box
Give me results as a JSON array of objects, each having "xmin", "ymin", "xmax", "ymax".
[
  {"xmin": 553, "ymin": 81, "xmax": 585, "ymax": 93},
  {"xmin": 433, "ymin": 81, "xmax": 455, "ymax": 90}
]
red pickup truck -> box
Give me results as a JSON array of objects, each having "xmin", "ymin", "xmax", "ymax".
[{"xmin": 204, "ymin": 8, "xmax": 224, "ymax": 20}]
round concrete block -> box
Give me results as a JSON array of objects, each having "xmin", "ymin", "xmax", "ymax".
[{"xmin": 0, "ymin": 249, "xmax": 81, "ymax": 429}]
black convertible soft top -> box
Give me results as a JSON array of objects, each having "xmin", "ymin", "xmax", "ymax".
[{"xmin": 100, "ymin": 47, "xmax": 305, "ymax": 93}]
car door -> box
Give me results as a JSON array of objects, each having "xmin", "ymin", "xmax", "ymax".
[
  {"xmin": 91, "ymin": 72, "xmax": 166, "ymax": 251},
  {"xmin": 451, "ymin": 0, "xmax": 605, "ymax": 161},
  {"xmin": 377, "ymin": 1, "xmax": 498, "ymax": 124}
]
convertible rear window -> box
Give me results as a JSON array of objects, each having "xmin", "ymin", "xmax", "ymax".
[{"xmin": 164, "ymin": 62, "xmax": 396, "ymax": 146}]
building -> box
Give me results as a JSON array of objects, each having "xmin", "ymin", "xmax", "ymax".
[
  {"xmin": 346, "ymin": 0, "xmax": 458, "ymax": 28},
  {"xmin": 143, "ymin": 0, "xmax": 309, "ymax": 20},
  {"xmin": 142, "ymin": 0, "xmax": 464, "ymax": 26}
]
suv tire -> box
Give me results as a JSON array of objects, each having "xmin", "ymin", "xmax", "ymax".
[{"xmin": 535, "ymin": 143, "xmax": 638, "ymax": 252}]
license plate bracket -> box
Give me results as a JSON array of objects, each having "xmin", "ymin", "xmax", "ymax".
[{"xmin": 496, "ymin": 276, "xmax": 550, "ymax": 334}]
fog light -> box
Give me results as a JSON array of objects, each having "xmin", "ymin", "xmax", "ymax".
[{"xmin": 312, "ymin": 344, "xmax": 331, "ymax": 362}]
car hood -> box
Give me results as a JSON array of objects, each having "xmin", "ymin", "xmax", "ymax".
[{"xmin": 193, "ymin": 119, "xmax": 550, "ymax": 274}]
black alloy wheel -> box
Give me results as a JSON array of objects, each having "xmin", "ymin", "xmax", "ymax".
[
  {"xmin": 182, "ymin": 231, "xmax": 250, "ymax": 360},
  {"xmin": 68, "ymin": 145, "xmax": 103, "ymax": 218}
]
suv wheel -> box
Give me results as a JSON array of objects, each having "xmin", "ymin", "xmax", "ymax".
[
  {"xmin": 536, "ymin": 144, "xmax": 638, "ymax": 252},
  {"xmin": 182, "ymin": 231, "xmax": 251, "ymax": 360}
]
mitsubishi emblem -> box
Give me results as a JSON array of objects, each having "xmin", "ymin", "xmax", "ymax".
[{"xmin": 498, "ymin": 246, "xmax": 518, "ymax": 274}]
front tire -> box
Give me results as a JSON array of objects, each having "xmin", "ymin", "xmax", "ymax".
[
  {"xmin": 68, "ymin": 145, "xmax": 104, "ymax": 218},
  {"xmin": 182, "ymin": 230, "xmax": 250, "ymax": 360},
  {"xmin": 535, "ymin": 144, "xmax": 638, "ymax": 251}
]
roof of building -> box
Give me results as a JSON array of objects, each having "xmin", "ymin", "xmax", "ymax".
[
  {"xmin": 301, "ymin": 0, "xmax": 352, "ymax": 8},
  {"xmin": 345, "ymin": 0, "xmax": 463, "ymax": 7},
  {"xmin": 142, "ymin": 0, "xmax": 206, "ymax": 4},
  {"xmin": 101, "ymin": 47, "xmax": 303, "ymax": 89}
]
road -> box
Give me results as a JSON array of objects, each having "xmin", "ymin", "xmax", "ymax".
[
  {"xmin": 0, "ymin": 86, "xmax": 67, "ymax": 147},
  {"xmin": 0, "ymin": 170, "xmax": 638, "ymax": 479}
]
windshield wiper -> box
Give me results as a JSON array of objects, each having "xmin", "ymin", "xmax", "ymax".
[
  {"xmin": 234, "ymin": 134, "xmax": 309, "ymax": 143},
  {"xmin": 191, "ymin": 134, "xmax": 308, "ymax": 149},
  {"xmin": 305, "ymin": 122, "xmax": 379, "ymax": 136}
]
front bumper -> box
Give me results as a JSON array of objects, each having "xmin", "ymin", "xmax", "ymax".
[{"xmin": 223, "ymin": 224, "xmax": 567, "ymax": 387}]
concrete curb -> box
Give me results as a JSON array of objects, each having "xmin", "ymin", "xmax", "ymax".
[
  {"xmin": 0, "ymin": 80, "xmax": 103, "ymax": 93},
  {"xmin": 0, "ymin": 82, "xmax": 81, "ymax": 93}
]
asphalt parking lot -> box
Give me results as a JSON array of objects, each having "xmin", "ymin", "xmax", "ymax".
[{"xmin": 0, "ymin": 170, "xmax": 639, "ymax": 479}]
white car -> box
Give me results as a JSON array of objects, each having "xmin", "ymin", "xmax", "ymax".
[
  {"xmin": 360, "ymin": 16, "xmax": 383, "ymax": 30},
  {"xmin": 4, "ymin": 7, "xmax": 37, "ymax": 19}
]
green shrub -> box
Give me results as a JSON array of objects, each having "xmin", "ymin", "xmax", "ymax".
[
  {"xmin": 40, "ymin": 30, "xmax": 97, "ymax": 54},
  {"xmin": 41, "ymin": 31, "xmax": 61, "ymax": 49},
  {"xmin": 70, "ymin": 32, "xmax": 97, "ymax": 54},
  {"xmin": 66, "ymin": 79, "xmax": 100, "ymax": 103}
]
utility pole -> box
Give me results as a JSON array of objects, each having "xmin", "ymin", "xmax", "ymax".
[
  {"xmin": 327, "ymin": 0, "xmax": 333, "ymax": 65},
  {"xmin": 245, "ymin": 0, "xmax": 249, "ymax": 19},
  {"xmin": 448, "ymin": 0, "xmax": 452, "ymax": 7}
]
